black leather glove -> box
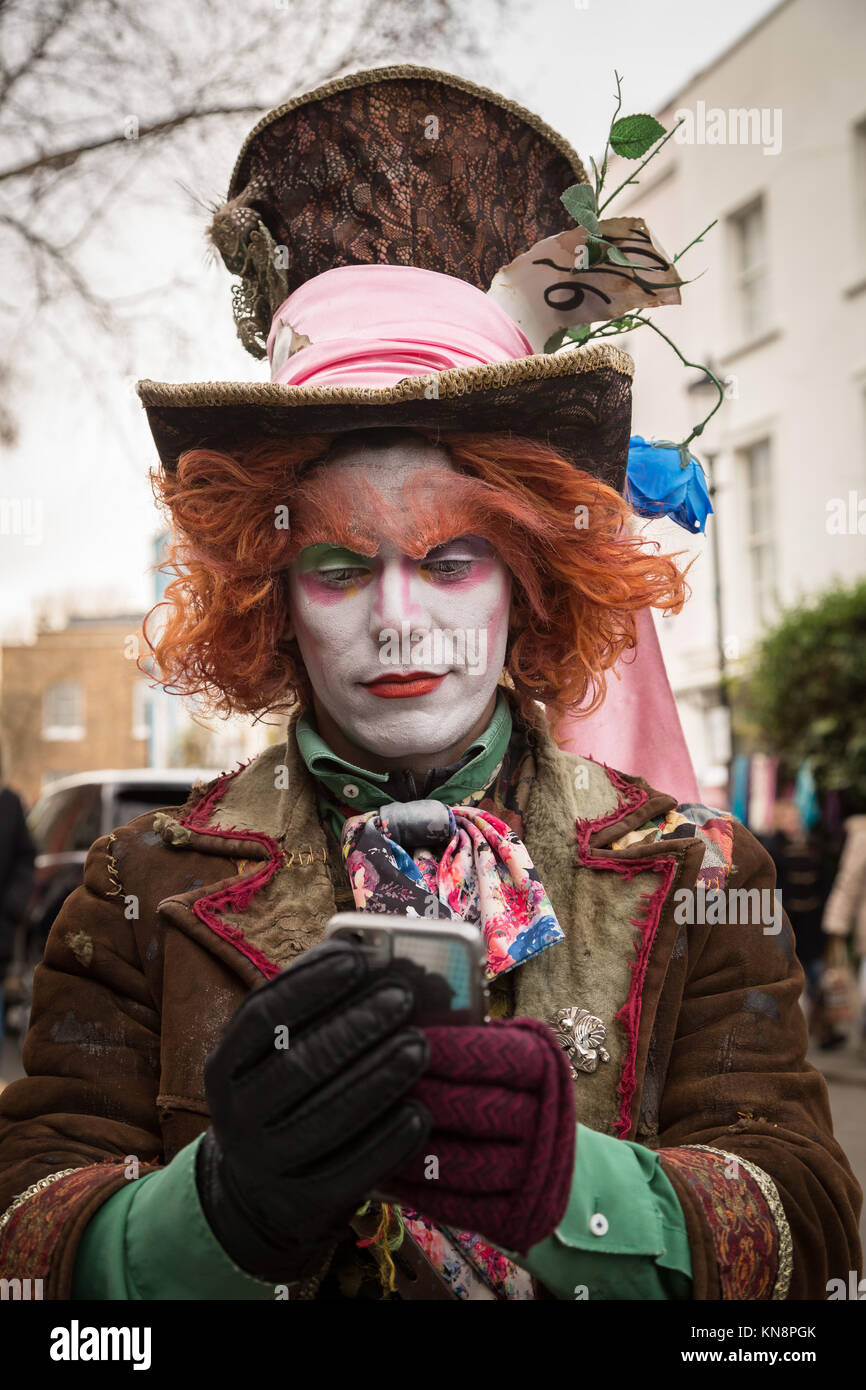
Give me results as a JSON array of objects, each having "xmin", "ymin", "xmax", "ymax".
[{"xmin": 196, "ymin": 938, "xmax": 432, "ymax": 1283}]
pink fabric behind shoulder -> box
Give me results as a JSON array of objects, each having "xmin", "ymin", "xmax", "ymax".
[{"xmin": 552, "ymin": 606, "xmax": 700, "ymax": 805}]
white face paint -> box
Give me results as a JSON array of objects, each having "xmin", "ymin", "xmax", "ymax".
[{"xmin": 286, "ymin": 439, "xmax": 512, "ymax": 761}]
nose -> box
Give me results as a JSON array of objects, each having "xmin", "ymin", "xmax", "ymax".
[{"xmin": 370, "ymin": 555, "xmax": 430, "ymax": 642}]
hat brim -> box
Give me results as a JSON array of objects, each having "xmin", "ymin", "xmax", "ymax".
[{"xmin": 136, "ymin": 342, "xmax": 634, "ymax": 492}]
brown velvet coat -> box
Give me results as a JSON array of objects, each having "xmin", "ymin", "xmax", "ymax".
[{"xmin": 0, "ymin": 711, "xmax": 861, "ymax": 1299}]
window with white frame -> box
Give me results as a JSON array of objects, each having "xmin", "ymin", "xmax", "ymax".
[
  {"xmin": 740, "ymin": 438, "xmax": 777, "ymax": 627},
  {"xmin": 729, "ymin": 197, "xmax": 768, "ymax": 342},
  {"xmin": 42, "ymin": 681, "xmax": 85, "ymax": 740}
]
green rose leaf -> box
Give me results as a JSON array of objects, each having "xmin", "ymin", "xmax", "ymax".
[
  {"xmin": 605, "ymin": 244, "xmax": 645, "ymax": 267},
  {"xmin": 544, "ymin": 328, "xmax": 569, "ymax": 354},
  {"xmin": 586, "ymin": 234, "xmax": 606, "ymax": 266},
  {"xmin": 561, "ymin": 182, "xmax": 597, "ymax": 214},
  {"xmin": 575, "ymin": 208, "xmax": 601, "ymax": 237},
  {"xmin": 565, "ymin": 324, "xmax": 592, "ymax": 343},
  {"xmin": 610, "ymin": 114, "xmax": 666, "ymax": 159},
  {"xmin": 561, "ymin": 182, "xmax": 600, "ymax": 236},
  {"xmin": 603, "ymin": 241, "xmax": 656, "ymax": 268}
]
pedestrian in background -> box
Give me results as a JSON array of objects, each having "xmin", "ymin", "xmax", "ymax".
[
  {"xmin": 760, "ymin": 800, "xmax": 842, "ymax": 1048},
  {"xmin": 823, "ymin": 813, "xmax": 866, "ymax": 1060},
  {"xmin": 0, "ymin": 763, "xmax": 36, "ymax": 1056}
]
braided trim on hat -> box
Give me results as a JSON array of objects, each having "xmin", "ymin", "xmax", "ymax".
[
  {"xmin": 135, "ymin": 341, "xmax": 634, "ymax": 410},
  {"xmin": 227, "ymin": 63, "xmax": 588, "ymax": 196}
]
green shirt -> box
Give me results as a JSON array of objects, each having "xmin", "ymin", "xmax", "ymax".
[
  {"xmin": 295, "ymin": 689, "xmax": 514, "ymax": 841},
  {"xmin": 71, "ymin": 1124, "xmax": 692, "ymax": 1300},
  {"xmin": 510, "ymin": 1124, "xmax": 692, "ymax": 1300}
]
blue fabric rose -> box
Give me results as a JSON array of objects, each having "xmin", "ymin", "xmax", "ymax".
[{"xmin": 626, "ymin": 435, "xmax": 714, "ymax": 534}]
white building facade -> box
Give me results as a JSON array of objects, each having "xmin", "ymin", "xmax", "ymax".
[{"xmin": 608, "ymin": 0, "xmax": 866, "ymax": 803}]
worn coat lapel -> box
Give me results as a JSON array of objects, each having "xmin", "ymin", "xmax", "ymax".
[
  {"xmin": 516, "ymin": 716, "xmax": 703, "ymax": 1136},
  {"xmin": 154, "ymin": 736, "xmax": 337, "ymax": 982}
]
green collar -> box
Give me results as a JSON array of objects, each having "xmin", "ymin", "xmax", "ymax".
[{"xmin": 296, "ymin": 690, "xmax": 513, "ymax": 837}]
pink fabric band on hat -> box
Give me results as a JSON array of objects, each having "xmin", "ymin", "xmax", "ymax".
[{"xmin": 267, "ymin": 264, "xmax": 534, "ymax": 388}]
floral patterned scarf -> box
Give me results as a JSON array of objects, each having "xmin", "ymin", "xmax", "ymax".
[{"xmin": 340, "ymin": 802, "xmax": 564, "ymax": 980}]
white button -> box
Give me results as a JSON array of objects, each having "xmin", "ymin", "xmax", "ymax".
[
  {"xmin": 342, "ymin": 783, "xmax": 360, "ymax": 799},
  {"xmin": 589, "ymin": 1212, "xmax": 608, "ymax": 1237}
]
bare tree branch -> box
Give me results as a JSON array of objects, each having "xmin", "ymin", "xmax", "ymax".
[
  {"xmin": 0, "ymin": 0, "xmax": 82, "ymax": 104},
  {"xmin": 0, "ymin": 104, "xmax": 274, "ymax": 182},
  {"xmin": 0, "ymin": 0, "xmax": 516, "ymax": 447}
]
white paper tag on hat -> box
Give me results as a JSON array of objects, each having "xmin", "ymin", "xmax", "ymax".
[{"xmin": 487, "ymin": 217, "xmax": 682, "ymax": 354}]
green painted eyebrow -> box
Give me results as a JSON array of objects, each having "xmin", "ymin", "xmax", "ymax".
[{"xmin": 296, "ymin": 543, "xmax": 376, "ymax": 572}]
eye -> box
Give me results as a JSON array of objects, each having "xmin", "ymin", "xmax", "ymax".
[
  {"xmin": 421, "ymin": 557, "xmax": 474, "ymax": 582},
  {"xmin": 316, "ymin": 566, "xmax": 371, "ymax": 588},
  {"xmin": 420, "ymin": 536, "xmax": 490, "ymax": 583},
  {"xmin": 295, "ymin": 543, "xmax": 376, "ymax": 588}
]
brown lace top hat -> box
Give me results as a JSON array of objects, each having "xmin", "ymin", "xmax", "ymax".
[{"xmin": 135, "ymin": 65, "xmax": 635, "ymax": 489}]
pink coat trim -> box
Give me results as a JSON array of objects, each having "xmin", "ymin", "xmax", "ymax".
[
  {"xmin": 574, "ymin": 763, "xmax": 678, "ymax": 1139},
  {"xmin": 179, "ymin": 767, "xmax": 283, "ymax": 981}
]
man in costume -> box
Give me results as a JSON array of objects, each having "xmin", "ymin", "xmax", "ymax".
[{"xmin": 0, "ymin": 66, "xmax": 860, "ymax": 1300}]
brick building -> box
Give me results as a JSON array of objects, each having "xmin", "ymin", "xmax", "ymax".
[{"xmin": 0, "ymin": 616, "xmax": 149, "ymax": 806}]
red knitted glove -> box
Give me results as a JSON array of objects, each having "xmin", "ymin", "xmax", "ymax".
[{"xmin": 379, "ymin": 1017, "xmax": 576, "ymax": 1255}]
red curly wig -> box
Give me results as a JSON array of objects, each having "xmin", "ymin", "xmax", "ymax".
[{"xmin": 144, "ymin": 429, "xmax": 690, "ymax": 724}]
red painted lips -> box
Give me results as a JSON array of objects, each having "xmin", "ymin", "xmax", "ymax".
[{"xmin": 363, "ymin": 671, "xmax": 447, "ymax": 699}]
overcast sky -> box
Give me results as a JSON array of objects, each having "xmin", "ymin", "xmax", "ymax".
[{"xmin": 0, "ymin": 0, "xmax": 782, "ymax": 642}]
